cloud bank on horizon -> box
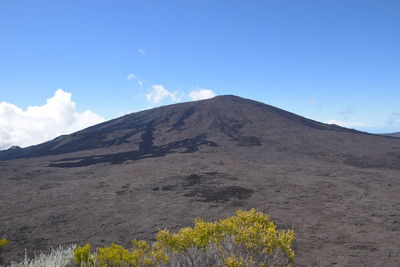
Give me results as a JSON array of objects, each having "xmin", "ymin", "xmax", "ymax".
[
  {"xmin": 126, "ymin": 72, "xmax": 217, "ymax": 106},
  {"xmin": 145, "ymin": 84, "xmax": 181, "ymax": 105},
  {"xmin": 325, "ymin": 119, "xmax": 366, "ymax": 128},
  {"xmin": 189, "ymin": 89, "xmax": 216, "ymax": 101},
  {"xmin": 145, "ymin": 85, "xmax": 217, "ymax": 105},
  {"xmin": 0, "ymin": 89, "xmax": 104, "ymax": 150}
]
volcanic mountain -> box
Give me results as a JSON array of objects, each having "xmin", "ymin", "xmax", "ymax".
[{"xmin": 1, "ymin": 95, "xmax": 400, "ymax": 266}]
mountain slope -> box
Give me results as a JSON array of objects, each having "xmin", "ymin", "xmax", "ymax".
[
  {"xmin": 1, "ymin": 95, "xmax": 351, "ymax": 159},
  {"xmin": 2, "ymin": 95, "xmax": 396, "ymax": 170}
]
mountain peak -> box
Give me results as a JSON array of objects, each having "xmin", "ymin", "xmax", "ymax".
[{"xmin": 0, "ymin": 95, "xmax": 391, "ymax": 168}]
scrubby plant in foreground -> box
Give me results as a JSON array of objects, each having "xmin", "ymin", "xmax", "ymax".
[
  {"xmin": 74, "ymin": 244, "xmax": 97, "ymax": 266},
  {"xmin": 75, "ymin": 209, "xmax": 295, "ymax": 267},
  {"xmin": 5, "ymin": 210, "xmax": 295, "ymax": 266}
]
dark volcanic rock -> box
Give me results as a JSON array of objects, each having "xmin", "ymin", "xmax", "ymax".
[
  {"xmin": 1, "ymin": 95, "xmax": 400, "ymax": 266},
  {"xmin": 0, "ymin": 95, "xmax": 373, "ymax": 165}
]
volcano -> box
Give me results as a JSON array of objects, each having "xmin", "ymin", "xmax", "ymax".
[{"xmin": 1, "ymin": 95, "xmax": 400, "ymax": 266}]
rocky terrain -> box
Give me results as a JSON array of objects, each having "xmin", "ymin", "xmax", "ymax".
[{"xmin": 1, "ymin": 95, "xmax": 400, "ymax": 266}]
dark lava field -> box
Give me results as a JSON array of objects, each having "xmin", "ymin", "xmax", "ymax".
[{"xmin": 1, "ymin": 95, "xmax": 400, "ymax": 266}]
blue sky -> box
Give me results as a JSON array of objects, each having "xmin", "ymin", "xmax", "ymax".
[{"xmin": 1, "ymin": 0, "xmax": 400, "ymax": 148}]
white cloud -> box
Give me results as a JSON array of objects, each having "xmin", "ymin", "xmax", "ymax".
[
  {"xmin": 127, "ymin": 74, "xmax": 136, "ymax": 80},
  {"xmin": 326, "ymin": 119, "xmax": 366, "ymax": 128},
  {"xmin": 127, "ymin": 73, "xmax": 144, "ymax": 87},
  {"xmin": 189, "ymin": 89, "xmax": 216, "ymax": 101},
  {"xmin": 145, "ymin": 85, "xmax": 180, "ymax": 105},
  {"xmin": 0, "ymin": 89, "xmax": 104, "ymax": 150},
  {"xmin": 138, "ymin": 49, "xmax": 145, "ymax": 56}
]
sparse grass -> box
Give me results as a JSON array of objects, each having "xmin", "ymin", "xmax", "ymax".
[
  {"xmin": 4, "ymin": 209, "xmax": 295, "ymax": 267},
  {"xmin": 9, "ymin": 245, "xmax": 76, "ymax": 267}
]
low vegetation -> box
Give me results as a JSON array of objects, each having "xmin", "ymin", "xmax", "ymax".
[
  {"xmin": 6, "ymin": 209, "xmax": 295, "ymax": 267},
  {"xmin": 9, "ymin": 245, "xmax": 76, "ymax": 267}
]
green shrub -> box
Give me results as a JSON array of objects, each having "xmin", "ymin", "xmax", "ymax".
[{"xmin": 75, "ymin": 209, "xmax": 295, "ymax": 267}]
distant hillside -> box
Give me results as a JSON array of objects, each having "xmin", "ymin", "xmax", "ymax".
[{"xmin": 382, "ymin": 132, "xmax": 400, "ymax": 138}]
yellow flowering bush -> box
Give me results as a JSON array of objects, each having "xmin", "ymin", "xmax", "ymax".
[
  {"xmin": 74, "ymin": 243, "xmax": 96, "ymax": 266},
  {"xmin": 74, "ymin": 209, "xmax": 295, "ymax": 267},
  {"xmin": 223, "ymin": 255, "xmax": 250, "ymax": 267},
  {"xmin": 155, "ymin": 209, "xmax": 295, "ymax": 266}
]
